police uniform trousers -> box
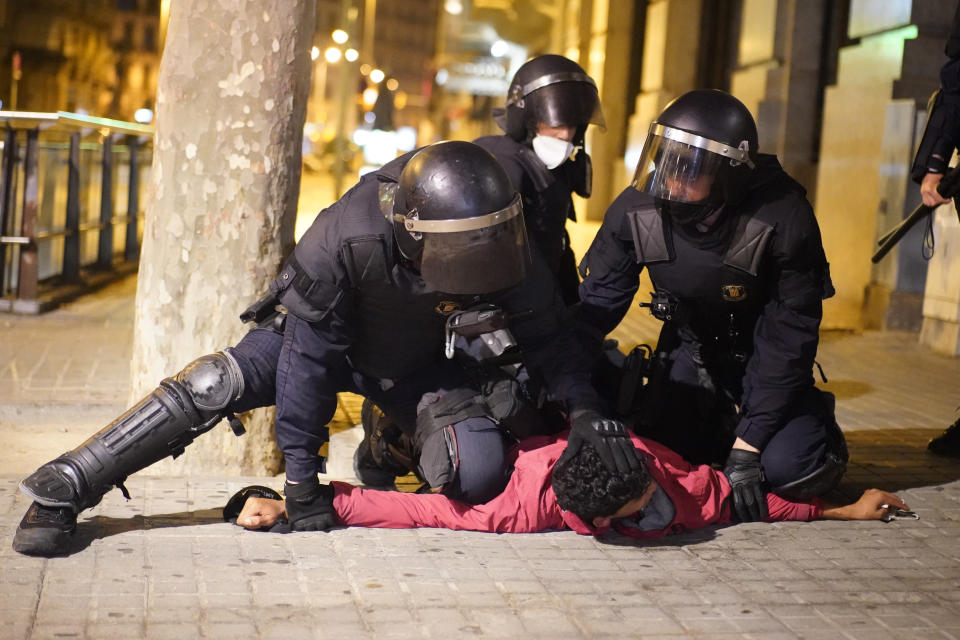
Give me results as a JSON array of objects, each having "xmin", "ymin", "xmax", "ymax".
[
  {"xmin": 227, "ymin": 324, "xmax": 510, "ymax": 505},
  {"xmin": 636, "ymin": 340, "xmax": 847, "ymax": 496}
]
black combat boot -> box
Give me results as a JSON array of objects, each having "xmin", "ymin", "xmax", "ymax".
[
  {"xmin": 12, "ymin": 502, "xmax": 78, "ymax": 556},
  {"xmin": 14, "ymin": 351, "xmax": 246, "ymax": 557},
  {"xmin": 928, "ymin": 416, "xmax": 960, "ymax": 458},
  {"xmin": 353, "ymin": 399, "xmax": 418, "ymax": 489}
]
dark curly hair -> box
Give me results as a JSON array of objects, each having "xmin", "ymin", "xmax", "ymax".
[{"xmin": 551, "ymin": 443, "xmax": 652, "ymax": 522}]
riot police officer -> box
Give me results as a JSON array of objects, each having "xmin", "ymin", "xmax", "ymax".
[
  {"xmin": 474, "ymin": 54, "xmax": 604, "ymax": 305},
  {"xmin": 912, "ymin": 2, "xmax": 960, "ymax": 457},
  {"xmin": 358, "ymin": 55, "xmax": 607, "ymax": 493},
  {"xmin": 577, "ymin": 90, "xmax": 848, "ymax": 522},
  {"xmin": 14, "ymin": 141, "xmax": 639, "ymax": 556}
]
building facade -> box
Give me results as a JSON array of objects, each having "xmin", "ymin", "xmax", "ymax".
[
  {"xmin": 461, "ymin": 0, "xmax": 959, "ymax": 354},
  {"xmin": 0, "ymin": 0, "xmax": 161, "ymax": 120}
]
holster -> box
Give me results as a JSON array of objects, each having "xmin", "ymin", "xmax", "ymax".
[
  {"xmin": 615, "ymin": 344, "xmax": 654, "ymax": 417},
  {"xmin": 239, "ymin": 291, "xmax": 285, "ymax": 333}
]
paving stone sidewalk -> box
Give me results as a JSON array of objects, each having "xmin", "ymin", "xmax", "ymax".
[{"xmin": 1, "ymin": 276, "xmax": 960, "ymax": 639}]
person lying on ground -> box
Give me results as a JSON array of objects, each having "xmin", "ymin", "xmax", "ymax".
[{"xmin": 228, "ymin": 433, "xmax": 908, "ymax": 538}]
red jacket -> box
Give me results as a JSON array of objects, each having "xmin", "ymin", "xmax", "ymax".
[{"xmin": 331, "ymin": 434, "xmax": 824, "ymax": 538}]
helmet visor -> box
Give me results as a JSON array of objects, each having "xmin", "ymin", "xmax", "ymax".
[
  {"xmin": 513, "ymin": 73, "xmax": 605, "ymax": 130},
  {"xmin": 630, "ymin": 124, "xmax": 753, "ymax": 204},
  {"xmin": 400, "ymin": 195, "xmax": 531, "ymax": 294}
]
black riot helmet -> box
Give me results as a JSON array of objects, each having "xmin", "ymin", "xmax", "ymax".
[
  {"xmin": 631, "ymin": 89, "xmax": 758, "ymax": 226},
  {"xmin": 383, "ymin": 140, "xmax": 531, "ymax": 295},
  {"xmin": 497, "ymin": 54, "xmax": 605, "ymax": 142}
]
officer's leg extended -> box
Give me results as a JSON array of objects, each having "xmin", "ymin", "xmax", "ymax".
[{"xmin": 13, "ymin": 316, "xmax": 283, "ymax": 556}]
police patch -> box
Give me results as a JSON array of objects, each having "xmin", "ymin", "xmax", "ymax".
[
  {"xmin": 435, "ymin": 301, "xmax": 461, "ymax": 315},
  {"xmin": 721, "ymin": 285, "xmax": 748, "ymax": 302}
]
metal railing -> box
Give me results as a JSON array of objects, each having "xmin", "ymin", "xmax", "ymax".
[{"xmin": 0, "ymin": 111, "xmax": 153, "ymax": 313}]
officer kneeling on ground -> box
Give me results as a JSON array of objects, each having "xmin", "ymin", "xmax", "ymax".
[
  {"xmin": 13, "ymin": 140, "xmax": 640, "ymax": 556},
  {"xmin": 576, "ymin": 89, "xmax": 849, "ymax": 522}
]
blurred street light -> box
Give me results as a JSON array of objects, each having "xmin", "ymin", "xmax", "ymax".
[
  {"xmin": 324, "ymin": 47, "xmax": 342, "ymax": 63},
  {"xmin": 385, "ymin": 77, "xmax": 399, "ymax": 91},
  {"xmin": 370, "ymin": 68, "xmax": 385, "ymax": 83},
  {"xmin": 310, "ymin": 46, "xmax": 320, "ymax": 60},
  {"xmin": 134, "ymin": 107, "xmax": 154, "ymax": 123},
  {"xmin": 444, "ymin": 0, "xmax": 463, "ymax": 15},
  {"xmin": 345, "ymin": 48, "xmax": 359, "ymax": 62},
  {"xmin": 332, "ymin": 29, "xmax": 349, "ymax": 44}
]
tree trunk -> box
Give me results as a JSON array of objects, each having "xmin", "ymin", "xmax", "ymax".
[{"xmin": 130, "ymin": 0, "xmax": 314, "ymax": 475}]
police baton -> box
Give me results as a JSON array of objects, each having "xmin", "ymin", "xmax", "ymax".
[{"xmin": 872, "ymin": 166, "xmax": 960, "ymax": 263}]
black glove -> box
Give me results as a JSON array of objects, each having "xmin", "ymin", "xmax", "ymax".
[
  {"xmin": 284, "ymin": 477, "xmax": 338, "ymax": 532},
  {"xmin": 723, "ymin": 448, "xmax": 769, "ymax": 522},
  {"xmin": 559, "ymin": 408, "xmax": 642, "ymax": 474}
]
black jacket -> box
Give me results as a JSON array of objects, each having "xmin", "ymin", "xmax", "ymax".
[
  {"xmin": 911, "ymin": 3, "xmax": 960, "ymax": 182},
  {"xmin": 578, "ymin": 155, "xmax": 834, "ymax": 450},
  {"xmin": 270, "ymin": 150, "xmax": 601, "ymax": 480}
]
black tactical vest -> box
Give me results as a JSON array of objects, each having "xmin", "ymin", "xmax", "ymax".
[
  {"xmin": 340, "ymin": 235, "xmax": 478, "ymax": 380},
  {"xmin": 625, "ymin": 202, "xmax": 772, "ymax": 356}
]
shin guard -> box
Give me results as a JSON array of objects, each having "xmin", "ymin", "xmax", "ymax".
[{"xmin": 20, "ymin": 352, "xmax": 244, "ymax": 512}]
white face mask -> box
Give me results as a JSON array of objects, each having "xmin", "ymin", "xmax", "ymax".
[{"xmin": 531, "ymin": 134, "xmax": 575, "ymax": 170}]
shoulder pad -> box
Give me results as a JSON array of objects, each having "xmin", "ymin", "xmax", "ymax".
[
  {"xmin": 723, "ymin": 213, "xmax": 774, "ymax": 276},
  {"xmin": 378, "ymin": 181, "xmax": 398, "ymax": 222},
  {"xmin": 475, "ymin": 135, "xmax": 553, "ymax": 192},
  {"xmin": 515, "ymin": 145, "xmax": 554, "ymax": 192},
  {"xmin": 625, "ymin": 204, "xmax": 672, "ymax": 264},
  {"xmin": 271, "ymin": 254, "xmax": 344, "ymax": 323}
]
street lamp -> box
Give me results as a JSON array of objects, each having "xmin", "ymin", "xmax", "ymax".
[
  {"xmin": 134, "ymin": 108, "xmax": 153, "ymax": 124},
  {"xmin": 332, "ymin": 29, "xmax": 349, "ymax": 44},
  {"xmin": 324, "ymin": 47, "xmax": 342, "ymax": 63},
  {"xmin": 369, "ymin": 68, "xmax": 385, "ymax": 84}
]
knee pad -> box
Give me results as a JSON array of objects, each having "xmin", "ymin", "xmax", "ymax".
[
  {"xmin": 416, "ymin": 422, "xmax": 509, "ymax": 504},
  {"xmin": 174, "ymin": 351, "xmax": 244, "ymax": 413},
  {"xmin": 417, "ymin": 425, "xmax": 458, "ymax": 490},
  {"xmin": 770, "ymin": 450, "xmax": 847, "ymax": 500},
  {"xmin": 414, "ymin": 389, "xmax": 510, "ymax": 503},
  {"xmin": 775, "ymin": 395, "xmax": 849, "ymax": 500}
]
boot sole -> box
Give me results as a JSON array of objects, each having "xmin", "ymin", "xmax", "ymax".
[{"xmin": 12, "ymin": 525, "xmax": 74, "ymax": 557}]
